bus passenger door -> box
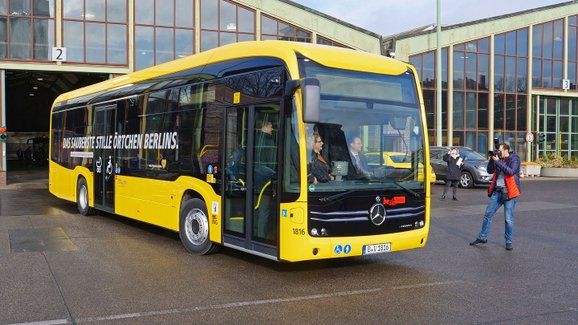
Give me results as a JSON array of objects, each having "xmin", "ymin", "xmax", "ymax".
[
  {"xmin": 93, "ymin": 105, "xmax": 116, "ymax": 212},
  {"xmin": 223, "ymin": 104, "xmax": 280, "ymax": 257}
]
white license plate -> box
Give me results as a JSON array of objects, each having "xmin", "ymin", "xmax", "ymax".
[{"xmin": 363, "ymin": 243, "xmax": 391, "ymax": 255}]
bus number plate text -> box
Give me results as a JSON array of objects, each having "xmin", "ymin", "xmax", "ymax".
[{"xmin": 363, "ymin": 243, "xmax": 391, "ymax": 255}]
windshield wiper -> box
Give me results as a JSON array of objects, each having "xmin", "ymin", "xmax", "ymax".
[
  {"xmin": 319, "ymin": 190, "xmax": 357, "ymax": 203},
  {"xmin": 390, "ymin": 179, "xmax": 421, "ymax": 199}
]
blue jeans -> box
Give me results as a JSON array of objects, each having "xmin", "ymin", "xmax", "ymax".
[{"xmin": 478, "ymin": 191, "xmax": 517, "ymax": 244}]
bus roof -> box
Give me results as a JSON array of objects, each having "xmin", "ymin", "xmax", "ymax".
[{"xmin": 53, "ymin": 40, "xmax": 411, "ymax": 105}]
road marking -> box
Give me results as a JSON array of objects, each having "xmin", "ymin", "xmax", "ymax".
[
  {"xmin": 391, "ymin": 280, "xmax": 464, "ymax": 290},
  {"xmin": 77, "ymin": 288, "xmax": 383, "ymax": 322},
  {"xmin": 9, "ymin": 320, "xmax": 68, "ymax": 325},
  {"xmin": 12, "ymin": 281, "xmax": 463, "ymax": 324}
]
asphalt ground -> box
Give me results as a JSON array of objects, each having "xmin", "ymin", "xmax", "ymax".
[{"xmin": 1, "ymin": 173, "xmax": 577, "ymax": 324}]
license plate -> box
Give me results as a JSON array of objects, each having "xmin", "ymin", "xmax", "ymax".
[{"xmin": 363, "ymin": 243, "xmax": 391, "ymax": 255}]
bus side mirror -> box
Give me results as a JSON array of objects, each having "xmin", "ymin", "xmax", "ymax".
[
  {"xmin": 285, "ymin": 78, "xmax": 320, "ymax": 123},
  {"xmin": 301, "ymin": 78, "xmax": 320, "ymax": 123}
]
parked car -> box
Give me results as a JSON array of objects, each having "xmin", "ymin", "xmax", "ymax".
[{"xmin": 429, "ymin": 146, "xmax": 493, "ymax": 188}]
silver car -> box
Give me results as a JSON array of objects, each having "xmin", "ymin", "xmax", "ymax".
[{"xmin": 430, "ymin": 146, "xmax": 493, "ymax": 188}]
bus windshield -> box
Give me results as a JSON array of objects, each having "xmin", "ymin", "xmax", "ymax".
[{"xmin": 300, "ymin": 60, "xmax": 425, "ymax": 193}]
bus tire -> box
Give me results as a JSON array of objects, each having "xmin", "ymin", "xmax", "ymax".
[
  {"xmin": 179, "ymin": 199, "xmax": 217, "ymax": 255},
  {"xmin": 77, "ymin": 177, "xmax": 96, "ymax": 216}
]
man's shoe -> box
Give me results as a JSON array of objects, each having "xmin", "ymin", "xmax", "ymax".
[
  {"xmin": 440, "ymin": 195, "xmax": 445, "ymax": 200},
  {"xmin": 469, "ymin": 238, "xmax": 487, "ymax": 246},
  {"xmin": 506, "ymin": 243, "xmax": 513, "ymax": 251},
  {"xmin": 453, "ymin": 197, "xmax": 458, "ymax": 201}
]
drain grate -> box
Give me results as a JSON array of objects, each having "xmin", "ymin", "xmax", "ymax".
[{"xmin": 9, "ymin": 227, "xmax": 78, "ymax": 253}]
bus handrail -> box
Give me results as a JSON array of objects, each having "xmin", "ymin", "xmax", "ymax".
[{"xmin": 254, "ymin": 181, "xmax": 271, "ymax": 210}]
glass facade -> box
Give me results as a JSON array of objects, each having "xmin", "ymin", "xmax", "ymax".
[
  {"xmin": 408, "ymin": 13, "xmax": 578, "ymax": 161},
  {"xmin": 0, "ymin": 0, "xmax": 55, "ymax": 60},
  {"xmin": 454, "ymin": 38, "xmax": 491, "ymax": 153},
  {"xmin": 63, "ymin": 0, "xmax": 127, "ymax": 64},
  {"xmin": 532, "ymin": 19, "xmax": 564, "ymax": 89},
  {"xmin": 494, "ymin": 29, "xmax": 528, "ymax": 160},
  {"xmin": 409, "ymin": 49, "xmax": 447, "ymax": 146},
  {"xmin": 568, "ymin": 16, "xmax": 578, "ymax": 89},
  {"xmin": 135, "ymin": 0, "xmax": 195, "ymax": 70},
  {"xmin": 261, "ymin": 13, "xmax": 311, "ymax": 42},
  {"xmin": 317, "ymin": 35, "xmax": 349, "ymax": 48},
  {"xmin": 1, "ymin": 0, "xmax": 348, "ymax": 69},
  {"xmin": 200, "ymin": 0, "xmax": 255, "ymax": 52},
  {"xmin": 537, "ymin": 98, "xmax": 578, "ymax": 159}
]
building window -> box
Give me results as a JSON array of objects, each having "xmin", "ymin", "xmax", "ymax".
[
  {"xmin": 317, "ymin": 35, "xmax": 350, "ymax": 48},
  {"xmin": 452, "ymin": 37, "xmax": 491, "ymax": 152},
  {"xmin": 261, "ymin": 14, "xmax": 311, "ymax": 43},
  {"xmin": 409, "ymin": 48, "xmax": 448, "ymax": 145},
  {"xmin": 63, "ymin": 0, "xmax": 127, "ymax": 65},
  {"xmin": 532, "ymin": 19, "xmax": 564, "ymax": 89},
  {"xmin": 568, "ymin": 16, "xmax": 578, "ymax": 90},
  {"xmin": 494, "ymin": 28, "xmax": 528, "ymax": 156},
  {"xmin": 199, "ymin": 0, "xmax": 255, "ymax": 53},
  {"xmin": 0, "ymin": 0, "xmax": 55, "ymax": 61},
  {"xmin": 135, "ymin": 0, "xmax": 197, "ymax": 70}
]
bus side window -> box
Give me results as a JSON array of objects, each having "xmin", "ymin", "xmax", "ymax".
[
  {"xmin": 283, "ymin": 101, "xmax": 301, "ymax": 197},
  {"xmin": 51, "ymin": 112, "xmax": 64, "ymax": 164}
]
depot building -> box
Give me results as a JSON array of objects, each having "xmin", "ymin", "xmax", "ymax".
[
  {"xmin": 384, "ymin": 1, "xmax": 578, "ymax": 162},
  {"xmin": 0, "ymin": 0, "xmax": 382, "ymax": 185}
]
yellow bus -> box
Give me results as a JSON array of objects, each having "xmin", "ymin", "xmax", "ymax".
[{"xmin": 49, "ymin": 41, "xmax": 431, "ymax": 262}]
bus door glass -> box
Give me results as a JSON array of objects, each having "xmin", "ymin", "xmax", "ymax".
[
  {"xmin": 93, "ymin": 104, "xmax": 116, "ymax": 212},
  {"xmin": 223, "ymin": 104, "xmax": 280, "ymax": 249}
]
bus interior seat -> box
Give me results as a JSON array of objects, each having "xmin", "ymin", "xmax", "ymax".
[{"xmin": 199, "ymin": 145, "xmax": 219, "ymax": 173}]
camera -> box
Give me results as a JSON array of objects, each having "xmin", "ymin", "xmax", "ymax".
[{"xmin": 488, "ymin": 138, "xmax": 501, "ymax": 159}]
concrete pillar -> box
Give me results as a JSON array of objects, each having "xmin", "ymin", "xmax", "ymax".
[
  {"xmin": 0, "ymin": 69, "xmax": 5, "ymax": 186},
  {"xmin": 488, "ymin": 34, "xmax": 495, "ymax": 150},
  {"xmin": 447, "ymin": 45, "xmax": 453, "ymax": 146},
  {"xmin": 527, "ymin": 25, "xmax": 534, "ymax": 161}
]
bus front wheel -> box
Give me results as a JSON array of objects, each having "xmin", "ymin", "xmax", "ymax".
[
  {"xmin": 77, "ymin": 177, "xmax": 95, "ymax": 216},
  {"xmin": 179, "ymin": 199, "xmax": 217, "ymax": 255}
]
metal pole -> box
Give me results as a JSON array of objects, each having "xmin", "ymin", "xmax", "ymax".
[{"xmin": 436, "ymin": 0, "xmax": 442, "ymax": 146}]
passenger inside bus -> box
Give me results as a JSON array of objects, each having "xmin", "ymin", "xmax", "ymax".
[
  {"xmin": 255, "ymin": 119, "xmax": 276, "ymax": 169},
  {"xmin": 254, "ymin": 116, "xmax": 277, "ymax": 242},
  {"xmin": 308, "ymin": 133, "xmax": 335, "ymax": 184}
]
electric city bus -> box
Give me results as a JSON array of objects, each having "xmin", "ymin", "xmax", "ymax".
[{"xmin": 49, "ymin": 41, "xmax": 431, "ymax": 262}]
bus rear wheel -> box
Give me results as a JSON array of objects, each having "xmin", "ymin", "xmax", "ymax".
[
  {"xmin": 179, "ymin": 199, "xmax": 217, "ymax": 255},
  {"xmin": 77, "ymin": 177, "xmax": 96, "ymax": 216}
]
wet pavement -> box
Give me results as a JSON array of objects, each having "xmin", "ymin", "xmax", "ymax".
[{"xmin": 1, "ymin": 172, "xmax": 577, "ymax": 324}]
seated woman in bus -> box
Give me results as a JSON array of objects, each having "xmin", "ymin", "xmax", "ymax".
[{"xmin": 308, "ymin": 134, "xmax": 335, "ymax": 184}]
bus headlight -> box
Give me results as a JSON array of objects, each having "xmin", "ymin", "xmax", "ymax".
[
  {"xmin": 311, "ymin": 228, "xmax": 319, "ymax": 236},
  {"xmin": 320, "ymin": 228, "xmax": 328, "ymax": 236}
]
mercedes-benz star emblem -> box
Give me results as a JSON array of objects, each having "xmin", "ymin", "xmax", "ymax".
[{"xmin": 369, "ymin": 203, "xmax": 386, "ymax": 226}]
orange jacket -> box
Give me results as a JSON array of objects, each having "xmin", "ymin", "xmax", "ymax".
[{"xmin": 487, "ymin": 152, "xmax": 521, "ymax": 199}]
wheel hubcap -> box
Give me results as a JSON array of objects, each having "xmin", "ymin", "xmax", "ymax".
[
  {"xmin": 461, "ymin": 174, "xmax": 471, "ymax": 187},
  {"xmin": 185, "ymin": 208, "xmax": 208, "ymax": 246},
  {"xmin": 79, "ymin": 185, "xmax": 88, "ymax": 210}
]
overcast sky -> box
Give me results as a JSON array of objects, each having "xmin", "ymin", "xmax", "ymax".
[{"xmin": 292, "ymin": 0, "xmax": 569, "ymax": 36}]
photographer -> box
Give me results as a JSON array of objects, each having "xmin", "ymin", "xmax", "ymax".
[{"xmin": 470, "ymin": 142, "xmax": 521, "ymax": 251}]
